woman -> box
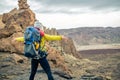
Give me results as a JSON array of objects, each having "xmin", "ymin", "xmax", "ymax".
[{"xmin": 15, "ymin": 20, "xmax": 68, "ymax": 80}]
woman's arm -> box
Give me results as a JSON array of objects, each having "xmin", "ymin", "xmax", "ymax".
[
  {"xmin": 44, "ymin": 34, "xmax": 68, "ymax": 41},
  {"xmin": 15, "ymin": 37, "xmax": 24, "ymax": 42},
  {"xmin": 44, "ymin": 34, "xmax": 62, "ymax": 41},
  {"xmin": 14, "ymin": 34, "xmax": 68, "ymax": 42}
]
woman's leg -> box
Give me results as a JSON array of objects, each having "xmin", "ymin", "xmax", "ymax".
[
  {"xmin": 29, "ymin": 59, "xmax": 39, "ymax": 80},
  {"xmin": 39, "ymin": 57, "xmax": 54, "ymax": 80}
]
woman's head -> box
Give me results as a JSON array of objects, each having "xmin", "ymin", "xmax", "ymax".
[{"xmin": 34, "ymin": 20, "xmax": 44, "ymax": 30}]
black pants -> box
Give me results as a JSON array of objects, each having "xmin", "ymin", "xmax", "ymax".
[{"xmin": 29, "ymin": 57, "xmax": 54, "ymax": 80}]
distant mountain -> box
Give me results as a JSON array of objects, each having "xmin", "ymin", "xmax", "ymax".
[{"xmin": 57, "ymin": 27, "xmax": 120, "ymax": 46}]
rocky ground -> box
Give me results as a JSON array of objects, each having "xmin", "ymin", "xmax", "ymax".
[
  {"xmin": 0, "ymin": 52, "xmax": 78, "ymax": 80},
  {"xmin": 0, "ymin": 0, "xmax": 120, "ymax": 80},
  {"xmin": 79, "ymin": 49, "xmax": 120, "ymax": 80},
  {"xmin": 0, "ymin": 48, "xmax": 120, "ymax": 80}
]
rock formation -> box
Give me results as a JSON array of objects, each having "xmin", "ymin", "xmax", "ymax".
[
  {"xmin": 44, "ymin": 27, "xmax": 81, "ymax": 58},
  {"xmin": 0, "ymin": 15, "xmax": 5, "ymax": 29},
  {"xmin": 0, "ymin": 0, "xmax": 79, "ymax": 76},
  {"xmin": 18, "ymin": 0, "xmax": 29, "ymax": 9},
  {"xmin": 0, "ymin": 0, "xmax": 35, "ymax": 53},
  {"xmin": 61, "ymin": 38, "xmax": 80, "ymax": 58}
]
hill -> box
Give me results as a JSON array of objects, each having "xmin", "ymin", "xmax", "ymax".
[{"xmin": 58, "ymin": 27, "xmax": 120, "ymax": 49}]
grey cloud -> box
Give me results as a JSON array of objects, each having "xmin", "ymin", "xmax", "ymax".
[
  {"xmin": 0, "ymin": 0, "xmax": 17, "ymax": 14},
  {"xmin": 41, "ymin": 0, "xmax": 120, "ymax": 9},
  {"xmin": 35, "ymin": 9, "xmax": 82, "ymax": 14},
  {"xmin": 1, "ymin": 0, "xmax": 120, "ymax": 14},
  {"xmin": 0, "ymin": 6, "xmax": 12, "ymax": 14},
  {"xmin": 33, "ymin": 0, "xmax": 120, "ymax": 13}
]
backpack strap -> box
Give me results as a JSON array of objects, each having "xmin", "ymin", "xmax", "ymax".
[
  {"xmin": 35, "ymin": 27, "xmax": 45, "ymax": 36},
  {"xmin": 34, "ymin": 28, "xmax": 45, "ymax": 51},
  {"xmin": 40, "ymin": 42, "xmax": 45, "ymax": 51}
]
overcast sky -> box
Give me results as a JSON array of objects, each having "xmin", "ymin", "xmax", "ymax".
[{"xmin": 0, "ymin": 0, "xmax": 120, "ymax": 29}]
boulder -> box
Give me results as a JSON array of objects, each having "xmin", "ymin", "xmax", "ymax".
[{"xmin": 0, "ymin": 0, "xmax": 35, "ymax": 54}]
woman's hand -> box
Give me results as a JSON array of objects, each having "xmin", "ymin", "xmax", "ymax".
[
  {"xmin": 11, "ymin": 38, "xmax": 16, "ymax": 43},
  {"xmin": 61, "ymin": 35, "xmax": 69, "ymax": 42}
]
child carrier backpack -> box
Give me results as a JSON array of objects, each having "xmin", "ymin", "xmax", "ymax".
[{"xmin": 24, "ymin": 26, "xmax": 42, "ymax": 58}]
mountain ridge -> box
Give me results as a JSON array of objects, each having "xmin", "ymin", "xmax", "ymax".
[{"xmin": 58, "ymin": 27, "xmax": 120, "ymax": 49}]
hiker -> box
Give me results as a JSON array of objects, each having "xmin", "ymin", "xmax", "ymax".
[{"xmin": 14, "ymin": 20, "xmax": 68, "ymax": 80}]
